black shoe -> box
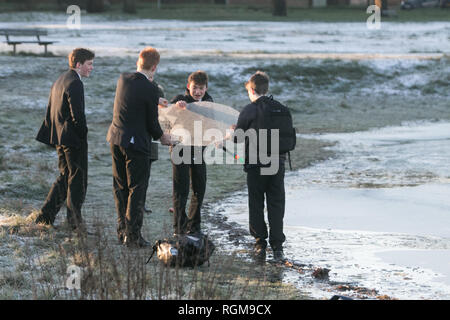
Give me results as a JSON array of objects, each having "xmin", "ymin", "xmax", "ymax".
[
  {"xmin": 35, "ymin": 213, "xmax": 52, "ymax": 226},
  {"xmin": 67, "ymin": 217, "xmax": 83, "ymax": 231},
  {"xmin": 125, "ymin": 235, "xmax": 151, "ymax": 248},
  {"xmin": 253, "ymin": 246, "xmax": 266, "ymax": 264},
  {"xmin": 273, "ymin": 250, "xmax": 285, "ymax": 262},
  {"xmin": 71, "ymin": 224, "xmax": 94, "ymax": 236}
]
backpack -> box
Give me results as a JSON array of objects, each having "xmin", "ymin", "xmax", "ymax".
[
  {"xmin": 251, "ymin": 96, "xmax": 296, "ymax": 170},
  {"xmin": 146, "ymin": 233, "xmax": 215, "ymax": 268},
  {"xmin": 258, "ymin": 96, "xmax": 296, "ymax": 155}
]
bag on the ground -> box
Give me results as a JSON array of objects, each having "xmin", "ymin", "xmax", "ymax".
[{"xmin": 146, "ymin": 233, "xmax": 215, "ymax": 267}]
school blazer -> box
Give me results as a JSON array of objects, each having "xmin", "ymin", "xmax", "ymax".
[
  {"xmin": 106, "ymin": 72, "xmax": 163, "ymax": 155},
  {"xmin": 36, "ymin": 69, "xmax": 87, "ymax": 147}
]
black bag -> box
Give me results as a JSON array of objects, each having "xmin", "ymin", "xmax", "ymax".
[
  {"xmin": 146, "ymin": 234, "xmax": 215, "ymax": 268},
  {"xmin": 259, "ymin": 96, "xmax": 296, "ymax": 155}
]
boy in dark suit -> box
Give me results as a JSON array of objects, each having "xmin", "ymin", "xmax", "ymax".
[
  {"xmin": 233, "ymin": 71, "xmax": 289, "ymax": 263},
  {"xmin": 170, "ymin": 71, "xmax": 213, "ymax": 235},
  {"xmin": 35, "ymin": 48, "xmax": 95, "ymax": 231},
  {"xmin": 107, "ymin": 47, "xmax": 172, "ymax": 248}
]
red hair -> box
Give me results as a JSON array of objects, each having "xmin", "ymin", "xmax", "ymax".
[{"xmin": 137, "ymin": 47, "xmax": 160, "ymax": 70}]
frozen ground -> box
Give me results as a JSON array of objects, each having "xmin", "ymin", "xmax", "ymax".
[{"xmin": 0, "ymin": 13, "xmax": 449, "ymax": 57}]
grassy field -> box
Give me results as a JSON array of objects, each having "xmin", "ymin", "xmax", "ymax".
[
  {"xmin": 0, "ymin": 5, "xmax": 448, "ymax": 299},
  {"xmin": 0, "ymin": 2, "xmax": 449, "ymax": 22}
]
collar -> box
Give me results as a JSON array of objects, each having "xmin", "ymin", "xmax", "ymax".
[
  {"xmin": 185, "ymin": 89, "xmax": 212, "ymax": 102},
  {"xmin": 137, "ymin": 71, "xmax": 151, "ymax": 80},
  {"xmin": 252, "ymin": 95, "xmax": 267, "ymax": 103},
  {"xmin": 70, "ymin": 69, "xmax": 82, "ymax": 80}
]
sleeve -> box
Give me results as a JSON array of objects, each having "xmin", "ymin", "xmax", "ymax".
[
  {"xmin": 147, "ymin": 85, "xmax": 164, "ymax": 140},
  {"xmin": 67, "ymin": 79, "xmax": 88, "ymax": 139},
  {"xmin": 233, "ymin": 104, "xmax": 255, "ymax": 143},
  {"xmin": 170, "ymin": 94, "xmax": 187, "ymax": 104},
  {"xmin": 43, "ymin": 90, "xmax": 52, "ymax": 127},
  {"xmin": 36, "ymin": 90, "xmax": 53, "ymax": 145},
  {"xmin": 157, "ymin": 84, "xmax": 165, "ymax": 99},
  {"xmin": 151, "ymin": 80, "xmax": 165, "ymax": 98}
]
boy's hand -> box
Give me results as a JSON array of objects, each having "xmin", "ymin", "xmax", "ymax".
[
  {"xmin": 223, "ymin": 125, "xmax": 236, "ymax": 140},
  {"xmin": 158, "ymin": 98, "xmax": 169, "ymax": 108},
  {"xmin": 175, "ymin": 101, "xmax": 187, "ymax": 109},
  {"xmin": 160, "ymin": 133, "xmax": 180, "ymax": 146},
  {"xmin": 159, "ymin": 133, "xmax": 172, "ymax": 146}
]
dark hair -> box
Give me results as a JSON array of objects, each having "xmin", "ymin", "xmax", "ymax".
[
  {"xmin": 245, "ymin": 71, "xmax": 269, "ymax": 95},
  {"xmin": 187, "ymin": 70, "xmax": 208, "ymax": 87},
  {"xmin": 137, "ymin": 47, "xmax": 160, "ymax": 70},
  {"xmin": 68, "ymin": 48, "xmax": 95, "ymax": 68}
]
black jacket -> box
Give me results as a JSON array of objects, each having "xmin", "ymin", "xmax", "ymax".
[
  {"xmin": 106, "ymin": 72, "xmax": 163, "ymax": 155},
  {"xmin": 36, "ymin": 69, "xmax": 87, "ymax": 147},
  {"xmin": 234, "ymin": 96, "xmax": 286, "ymax": 170},
  {"xmin": 170, "ymin": 90, "xmax": 213, "ymax": 104}
]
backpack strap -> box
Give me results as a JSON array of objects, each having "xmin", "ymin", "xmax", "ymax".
[
  {"xmin": 287, "ymin": 151, "xmax": 293, "ymax": 171},
  {"xmin": 146, "ymin": 241, "xmax": 160, "ymax": 264}
]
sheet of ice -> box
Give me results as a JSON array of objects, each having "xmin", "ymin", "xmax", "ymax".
[
  {"xmin": 285, "ymin": 184, "xmax": 450, "ymax": 238},
  {"xmin": 295, "ymin": 121, "xmax": 450, "ymax": 188},
  {"xmin": 288, "ymin": 121, "xmax": 450, "ymax": 237},
  {"xmin": 376, "ymin": 250, "xmax": 450, "ymax": 286}
]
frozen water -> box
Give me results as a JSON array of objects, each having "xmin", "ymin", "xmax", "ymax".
[{"xmin": 296, "ymin": 121, "xmax": 450, "ymax": 188}]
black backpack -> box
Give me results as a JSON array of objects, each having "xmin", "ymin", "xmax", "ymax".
[
  {"xmin": 146, "ymin": 233, "xmax": 215, "ymax": 268},
  {"xmin": 259, "ymin": 96, "xmax": 296, "ymax": 155},
  {"xmin": 253, "ymin": 96, "xmax": 296, "ymax": 169}
]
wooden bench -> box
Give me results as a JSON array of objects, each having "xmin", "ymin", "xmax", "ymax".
[{"xmin": 0, "ymin": 28, "xmax": 57, "ymax": 55}]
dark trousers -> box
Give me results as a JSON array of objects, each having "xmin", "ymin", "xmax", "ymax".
[
  {"xmin": 172, "ymin": 160, "xmax": 207, "ymax": 234},
  {"xmin": 246, "ymin": 162, "xmax": 286, "ymax": 251},
  {"xmin": 111, "ymin": 144, "xmax": 149, "ymax": 241},
  {"xmin": 41, "ymin": 142, "xmax": 88, "ymax": 226}
]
